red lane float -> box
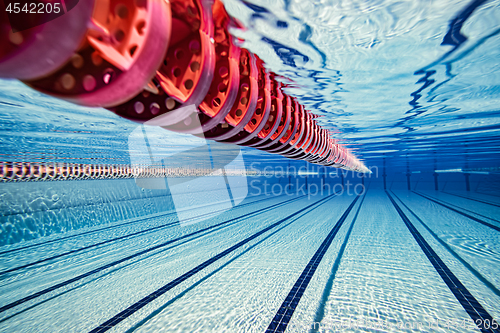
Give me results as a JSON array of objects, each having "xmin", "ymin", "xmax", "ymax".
[
  {"xmin": 0, "ymin": 0, "xmax": 369, "ymax": 173},
  {"xmin": 24, "ymin": 0, "xmax": 172, "ymax": 108}
]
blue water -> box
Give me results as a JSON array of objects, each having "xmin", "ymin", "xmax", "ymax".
[
  {"xmin": 222, "ymin": 0, "xmax": 500, "ymax": 171},
  {"xmin": 1, "ymin": 0, "xmax": 499, "ymax": 171},
  {"xmin": 1, "ymin": 0, "xmax": 500, "ymax": 332}
]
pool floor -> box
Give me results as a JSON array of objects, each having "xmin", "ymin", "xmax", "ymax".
[{"xmin": 0, "ymin": 189, "xmax": 499, "ymax": 332}]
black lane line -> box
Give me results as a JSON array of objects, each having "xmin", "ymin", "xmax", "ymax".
[
  {"xmin": 0, "ymin": 192, "xmax": 281, "ymax": 256},
  {"xmin": 391, "ymin": 191, "xmax": 500, "ymax": 298},
  {"xmin": 265, "ymin": 195, "xmax": 360, "ymax": 333},
  {"xmin": 418, "ymin": 191, "xmax": 500, "ymax": 224},
  {"xmin": 311, "ymin": 192, "xmax": 367, "ymax": 332},
  {"xmin": 0, "ymin": 194, "xmax": 289, "ymax": 275},
  {"xmin": 413, "ymin": 191, "xmax": 500, "ymax": 233},
  {"xmin": 89, "ymin": 194, "xmax": 338, "ymax": 333},
  {"xmin": 442, "ymin": 191, "xmax": 500, "ymax": 208},
  {"xmin": 477, "ymin": 190, "xmax": 500, "ymax": 198},
  {"xmin": 125, "ymin": 207, "xmax": 302, "ymax": 333},
  {"xmin": 0, "ymin": 195, "xmax": 315, "ymax": 327},
  {"xmin": 0, "ymin": 194, "xmax": 312, "ymax": 314},
  {"xmin": 387, "ymin": 191, "xmax": 500, "ymax": 333}
]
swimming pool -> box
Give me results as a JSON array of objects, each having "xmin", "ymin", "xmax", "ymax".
[{"xmin": 1, "ymin": 0, "xmax": 499, "ymax": 332}]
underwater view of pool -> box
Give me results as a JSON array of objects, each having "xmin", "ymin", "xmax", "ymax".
[{"xmin": 0, "ymin": 0, "xmax": 499, "ymax": 332}]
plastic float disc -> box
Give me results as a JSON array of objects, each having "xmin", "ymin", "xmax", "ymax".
[
  {"xmin": 0, "ymin": 0, "xmax": 368, "ymax": 172},
  {"xmin": 325, "ymin": 142, "xmax": 339, "ymax": 163},
  {"xmin": 315, "ymin": 146, "xmax": 333, "ymax": 165},
  {"xmin": 257, "ymin": 92, "xmax": 292, "ymax": 150},
  {"xmin": 279, "ymin": 122, "xmax": 310, "ymax": 157},
  {"xmin": 307, "ymin": 131, "xmax": 328, "ymax": 163},
  {"xmin": 25, "ymin": 0, "xmax": 171, "ymax": 108},
  {"xmin": 257, "ymin": 93, "xmax": 293, "ymax": 151},
  {"xmin": 284, "ymin": 114, "xmax": 315, "ymax": 158},
  {"xmin": 0, "ymin": 0, "xmax": 93, "ymax": 80},
  {"xmin": 108, "ymin": 0, "xmax": 215, "ymax": 125},
  {"xmin": 301, "ymin": 121, "xmax": 321, "ymax": 156},
  {"xmin": 308, "ymin": 130, "xmax": 327, "ymax": 160},
  {"xmin": 278, "ymin": 107, "xmax": 308, "ymax": 155},
  {"xmin": 266, "ymin": 98, "xmax": 301, "ymax": 153},
  {"xmin": 156, "ymin": 0, "xmax": 214, "ymax": 106},
  {"xmin": 151, "ymin": 0, "xmax": 216, "ymax": 130},
  {"xmin": 165, "ymin": 0, "xmax": 242, "ymax": 134},
  {"xmin": 306, "ymin": 126, "xmax": 322, "ymax": 157},
  {"xmin": 204, "ymin": 49, "xmax": 258, "ymax": 140},
  {"xmin": 242, "ymin": 74, "xmax": 283, "ymax": 147},
  {"xmin": 315, "ymin": 138, "xmax": 335, "ymax": 164},
  {"xmin": 192, "ymin": 6, "xmax": 241, "ymax": 134},
  {"xmin": 270, "ymin": 116, "xmax": 304, "ymax": 155},
  {"xmin": 332, "ymin": 148, "xmax": 346, "ymax": 167},
  {"xmin": 221, "ymin": 58, "xmax": 271, "ymax": 145},
  {"xmin": 268, "ymin": 102, "xmax": 305, "ymax": 154}
]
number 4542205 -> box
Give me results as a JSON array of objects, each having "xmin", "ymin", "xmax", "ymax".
[{"xmin": 5, "ymin": 2, "xmax": 62, "ymax": 14}]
